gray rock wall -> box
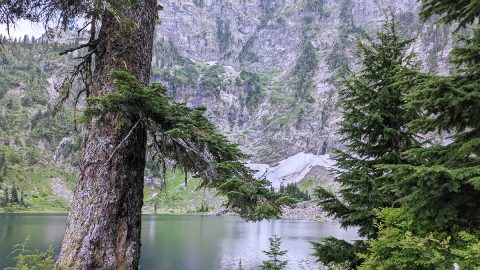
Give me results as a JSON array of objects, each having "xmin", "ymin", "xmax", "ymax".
[{"xmin": 153, "ymin": 0, "xmax": 454, "ymax": 162}]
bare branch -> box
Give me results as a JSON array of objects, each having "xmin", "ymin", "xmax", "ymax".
[
  {"xmin": 102, "ymin": 118, "xmax": 142, "ymax": 168},
  {"xmin": 73, "ymin": 49, "xmax": 97, "ymax": 60},
  {"xmin": 59, "ymin": 41, "xmax": 96, "ymax": 55}
]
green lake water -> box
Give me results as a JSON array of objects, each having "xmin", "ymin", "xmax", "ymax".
[{"xmin": 0, "ymin": 214, "xmax": 358, "ymax": 269}]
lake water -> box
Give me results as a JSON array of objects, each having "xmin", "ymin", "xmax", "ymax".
[{"xmin": 0, "ymin": 214, "xmax": 358, "ymax": 270}]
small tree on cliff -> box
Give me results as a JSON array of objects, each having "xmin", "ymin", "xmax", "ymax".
[{"xmin": 1, "ymin": 1, "xmax": 293, "ymax": 268}]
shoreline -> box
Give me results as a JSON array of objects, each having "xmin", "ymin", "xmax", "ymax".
[{"xmin": 0, "ymin": 202, "xmax": 331, "ymax": 222}]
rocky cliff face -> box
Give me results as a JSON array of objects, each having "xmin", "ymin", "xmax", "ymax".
[{"xmin": 152, "ymin": 0, "xmax": 454, "ymax": 162}]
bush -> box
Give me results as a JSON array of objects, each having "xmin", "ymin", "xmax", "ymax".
[
  {"xmin": 312, "ymin": 237, "xmax": 366, "ymax": 269},
  {"xmin": 359, "ymin": 208, "xmax": 480, "ymax": 270},
  {"xmin": 6, "ymin": 237, "xmax": 55, "ymax": 270}
]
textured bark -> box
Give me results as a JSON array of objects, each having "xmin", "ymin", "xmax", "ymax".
[{"xmin": 56, "ymin": 1, "xmax": 157, "ymax": 269}]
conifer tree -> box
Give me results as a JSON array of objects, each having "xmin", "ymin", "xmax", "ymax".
[
  {"xmin": 261, "ymin": 235, "xmax": 288, "ymax": 270},
  {"xmin": 382, "ymin": 0, "xmax": 480, "ymax": 232},
  {"xmin": 419, "ymin": 0, "xmax": 480, "ymax": 28},
  {"xmin": 1, "ymin": 1, "xmax": 292, "ymax": 268},
  {"xmin": 235, "ymin": 260, "xmax": 245, "ymax": 270},
  {"xmin": 20, "ymin": 190, "xmax": 24, "ymax": 207},
  {"xmin": 385, "ymin": 27, "xmax": 480, "ymax": 230},
  {"xmin": 3, "ymin": 187, "xmax": 9, "ymax": 206},
  {"xmin": 358, "ymin": 3, "xmax": 480, "ymax": 269},
  {"xmin": 314, "ymin": 17, "xmax": 418, "ymax": 267},
  {"xmin": 2, "ymin": 160, "xmax": 6, "ymax": 177},
  {"xmin": 11, "ymin": 184, "xmax": 18, "ymax": 204}
]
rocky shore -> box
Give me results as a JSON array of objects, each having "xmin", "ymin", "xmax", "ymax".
[{"xmin": 206, "ymin": 200, "xmax": 331, "ymax": 222}]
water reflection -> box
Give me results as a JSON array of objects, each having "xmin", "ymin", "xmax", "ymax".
[{"xmin": 0, "ymin": 214, "xmax": 359, "ymax": 270}]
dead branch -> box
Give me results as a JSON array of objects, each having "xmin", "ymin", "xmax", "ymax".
[
  {"xmin": 102, "ymin": 117, "xmax": 142, "ymax": 168},
  {"xmin": 59, "ymin": 41, "xmax": 96, "ymax": 55}
]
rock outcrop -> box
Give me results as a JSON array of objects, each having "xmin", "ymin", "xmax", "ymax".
[{"xmin": 153, "ymin": 0, "xmax": 454, "ymax": 162}]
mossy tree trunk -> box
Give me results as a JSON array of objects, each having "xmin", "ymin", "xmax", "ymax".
[{"xmin": 55, "ymin": 1, "xmax": 157, "ymax": 269}]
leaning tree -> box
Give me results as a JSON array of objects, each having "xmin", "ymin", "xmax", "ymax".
[{"xmin": 1, "ymin": 1, "xmax": 292, "ymax": 269}]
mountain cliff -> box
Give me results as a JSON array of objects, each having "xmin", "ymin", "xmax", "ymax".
[
  {"xmin": 0, "ymin": 1, "xmax": 455, "ymax": 212},
  {"xmin": 152, "ymin": 0, "xmax": 454, "ymax": 162}
]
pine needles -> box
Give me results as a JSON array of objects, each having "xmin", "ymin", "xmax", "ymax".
[{"xmin": 83, "ymin": 71, "xmax": 294, "ymax": 221}]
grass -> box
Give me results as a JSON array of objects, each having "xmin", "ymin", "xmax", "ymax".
[
  {"xmin": 0, "ymin": 163, "xmax": 76, "ymax": 212},
  {"xmin": 145, "ymin": 169, "xmax": 224, "ymax": 214}
]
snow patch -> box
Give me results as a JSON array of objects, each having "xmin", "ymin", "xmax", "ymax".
[{"xmin": 246, "ymin": 152, "xmax": 334, "ymax": 188}]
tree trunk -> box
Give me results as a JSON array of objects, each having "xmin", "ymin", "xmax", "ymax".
[{"xmin": 56, "ymin": 1, "xmax": 157, "ymax": 269}]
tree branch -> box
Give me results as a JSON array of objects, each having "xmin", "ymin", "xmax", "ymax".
[
  {"xmin": 59, "ymin": 41, "xmax": 96, "ymax": 55},
  {"xmin": 102, "ymin": 118, "xmax": 142, "ymax": 168}
]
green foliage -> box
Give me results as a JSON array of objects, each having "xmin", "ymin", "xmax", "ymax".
[
  {"xmin": 383, "ymin": 27, "xmax": 480, "ymax": 230},
  {"xmin": 84, "ymin": 71, "xmax": 294, "ymax": 221},
  {"xmin": 261, "ymin": 235, "xmax": 288, "ymax": 270},
  {"xmin": 314, "ymin": 17, "xmax": 418, "ymax": 266},
  {"xmin": 291, "ymin": 38, "xmax": 318, "ymax": 101},
  {"xmin": 0, "ymin": 0, "xmax": 151, "ymax": 37},
  {"xmin": 235, "ymin": 260, "xmax": 245, "ymax": 270},
  {"xmin": 145, "ymin": 169, "xmax": 223, "ymax": 214},
  {"xmin": 278, "ymin": 182, "xmax": 310, "ymax": 201},
  {"xmin": 359, "ymin": 208, "xmax": 480, "ymax": 270},
  {"xmin": 238, "ymin": 37, "xmax": 259, "ymax": 64},
  {"xmin": 2, "ymin": 186, "xmax": 9, "ymax": 206},
  {"xmin": 419, "ymin": 0, "xmax": 480, "ymax": 28},
  {"xmin": 358, "ymin": 20, "xmax": 480, "ymax": 267},
  {"xmin": 5, "ymin": 237, "xmax": 54, "ymax": 270},
  {"xmin": 0, "ymin": 150, "xmax": 7, "ymax": 182},
  {"xmin": 237, "ymin": 71, "xmax": 265, "ymax": 110},
  {"xmin": 200, "ymin": 65, "xmax": 225, "ymax": 95},
  {"xmin": 11, "ymin": 184, "xmax": 19, "ymax": 203},
  {"xmin": 312, "ymin": 237, "xmax": 366, "ymax": 269},
  {"xmin": 173, "ymin": 65, "xmax": 199, "ymax": 86},
  {"xmin": 216, "ymin": 18, "xmax": 231, "ymax": 54},
  {"xmin": 316, "ymin": 16, "xmax": 417, "ymax": 237}
]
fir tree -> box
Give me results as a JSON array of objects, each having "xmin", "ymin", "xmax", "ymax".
[
  {"xmin": 314, "ymin": 17, "xmax": 418, "ymax": 267},
  {"xmin": 2, "ymin": 160, "xmax": 7, "ymax": 177},
  {"xmin": 3, "ymin": 187, "xmax": 9, "ymax": 207},
  {"xmin": 261, "ymin": 235, "xmax": 288, "ymax": 270},
  {"xmin": 11, "ymin": 184, "xmax": 19, "ymax": 204},
  {"xmin": 0, "ymin": 151, "xmax": 4, "ymax": 182},
  {"xmin": 20, "ymin": 190, "xmax": 25, "ymax": 207},
  {"xmin": 235, "ymin": 259, "xmax": 245, "ymax": 270},
  {"xmin": 358, "ymin": 3, "xmax": 480, "ymax": 269},
  {"xmin": 419, "ymin": 0, "xmax": 480, "ymax": 28},
  {"xmin": 1, "ymin": 2, "xmax": 293, "ymax": 267},
  {"xmin": 384, "ymin": 5, "xmax": 480, "ymax": 231}
]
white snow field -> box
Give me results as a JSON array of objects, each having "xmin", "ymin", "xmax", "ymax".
[{"xmin": 246, "ymin": 152, "xmax": 335, "ymax": 188}]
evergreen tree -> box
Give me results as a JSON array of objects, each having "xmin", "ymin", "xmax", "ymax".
[
  {"xmin": 382, "ymin": 29, "xmax": 480, "ymax": 231},
  {"xmin": 261, "ymin": 235, "xmax": 288, "ymax": 270},
  {"xmin": 0, "ymin": 151, "xmax": 5, "ymax": 182},
  {"xmin": 11, "ymin": 184, "xmax": 19, "ymax": 204},
  {"xmin": 383, "ymin": 3, "xmax": 480, "ymax": 232},
  {"xmin": 358, "ymin": 3, "xmax": 480, "ymax": 269},
  {"xmin": 419, "ymin": 0, "xmax": 480, "ymax": 28},
  {"xmin": 2, "ymin": 160, "xmax": 7, "ymax": 177},
  {"xmin": 314, "ymin": 17, "xmax": 418, "ymax": 267},
  {"xmin": 1, "ymin": 2, "xmax": 292, "ymax": 268},
  {"xmin": 20, "ymin": 190, "xmax": 24, "ymax": 207},
  {"xmin": 3, "ymin": 187, "xmax": 9, "ymax": 206},
  {"xmin": 235, "ymin": 260, "xmax": 245, "ymax": 270}
]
